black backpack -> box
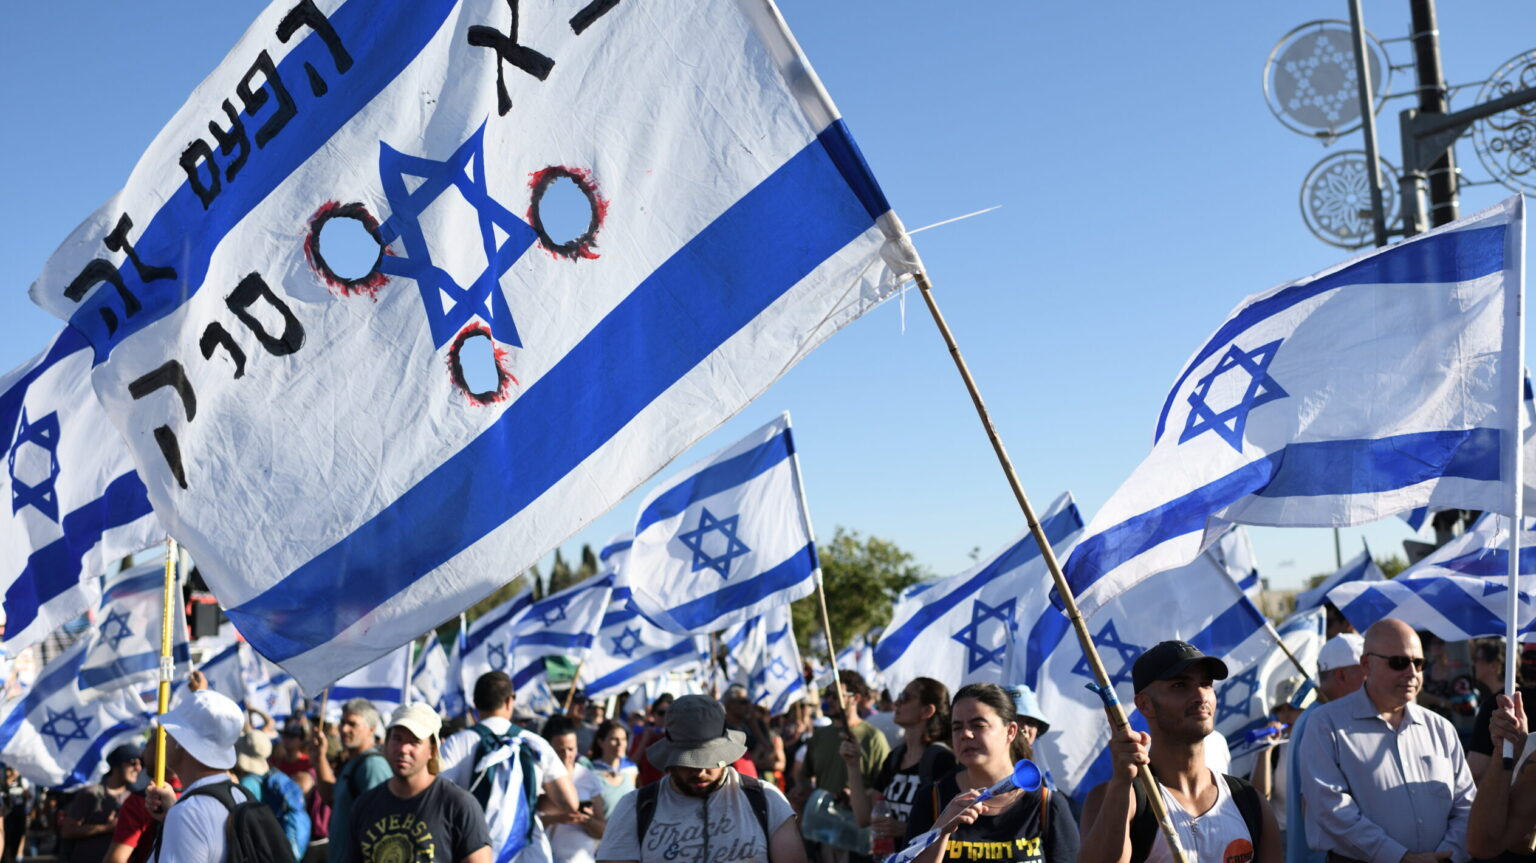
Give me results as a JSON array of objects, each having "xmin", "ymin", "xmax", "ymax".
[
  {"xmin": 154, "ymin": 780, "xmax": 298, "ymax": 863},
  {"xmin": 1128, "ymin": 772, "xmax": 1263, "ymax": 863},
  {"xmin": 635, "ymin": 775, "xmax": 772, "ymax": 860}
]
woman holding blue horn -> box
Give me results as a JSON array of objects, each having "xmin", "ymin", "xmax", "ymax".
[{"xmin": 903, "ymin": 683, "xmax": 1078, "ymax": 863}]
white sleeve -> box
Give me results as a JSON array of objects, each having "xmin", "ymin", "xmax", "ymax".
[
  {"xmin": 438, "ymin": 729, "xmax": 477, "ymax": 788},
  {"xmin": 527, "ymin": 734, "xmax": 570, "ymax": 782}
]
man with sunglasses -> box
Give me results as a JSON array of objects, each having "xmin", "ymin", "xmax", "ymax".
[{"xmin": 1297, "ymin": 619, "xmax": 1476, "ymax": 863}]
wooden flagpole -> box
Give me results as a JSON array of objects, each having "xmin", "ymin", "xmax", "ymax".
[
  {"xmin": 563, "ymin": 659, "xmax": 587, "ymax": 713},
  {"xmin": 911, "ymin": 270, "xmax": 1190, "ymax": 863},
  {"xmin": 154, "ymin": 538, "xmax": 178, "ymax": 786}
]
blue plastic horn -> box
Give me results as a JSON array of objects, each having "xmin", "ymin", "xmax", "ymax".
[{"xmin": 975, "ymin": 758, "xmax": 1043, "ymax": 802}]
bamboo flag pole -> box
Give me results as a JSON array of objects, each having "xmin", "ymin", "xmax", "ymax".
[
  {"xmin": 1261, "ymin": 618, "xmax": 1317, "ymax": 689},
  {"xmin": 814, "ymin": 578, "xmax": 853, "ymax": 735},
  {"xmin": 911, "ymin": 270, "xmax": 1190, "ymax": 863},
  {"xmin": 154, "ymin": 537, "xmax": 178, "ymax": 786},
  {"xmin": 563, "ymin": 659, "xmax": 587, "ymax": 713}
]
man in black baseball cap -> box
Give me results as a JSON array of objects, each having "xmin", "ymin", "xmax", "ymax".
[{"xmin": 1080, "ymin": 641, "xmax": 1281, "ymax": 863}]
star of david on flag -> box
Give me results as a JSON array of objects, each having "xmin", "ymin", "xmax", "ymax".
[
  {"xmin": 1068, "ymin": 620, "xmax": 1143, "ymax": 689},
  {"xmin": 99, "ymin": 610, "xmax": 133, "ymax": 651},
  {"xmin": 508, "ymin": 571, "xmax": 613, "ymax": 696},
  {"xmin": 611, "ymin": 627, "xmax": 643, "ymax": 659},
  {"xmin": 628, "ymin": 413, "xmax": 821, "ymax": 635},
  {"xmin": 742, "ymin": 604, "xmax": 805, "ymax": 715},
  {"xmin": 1066, "ymin": 198, "xmax": 1526, "ymax": 619},
  {"xmin": 80, "ymin": 561, "xmax": 190, "ymax": 694},
  {"xmin": 583, "ymin": 534, "xmax": 705, "ymax": 700},
  {"xmin": 875, "ymin": 493, "xmax": 1082, "ymax": 694},
  {"xmin": 459, "ymin": 590, "xmax": 532, "ymax": 698},
  {"xmin": 9, "ymin": 408, "xmax": 61, "ymax": 523}
]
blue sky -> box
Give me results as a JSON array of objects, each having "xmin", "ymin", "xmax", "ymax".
[{"xmin": 1, "ymin": 2, "xmax": 1532, "ymax": 595}]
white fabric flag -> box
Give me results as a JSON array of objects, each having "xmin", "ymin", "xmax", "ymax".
[
  {"xmin": 1065, "ymin": 198, "xmax": 1526, "ymax": 616},
  {"xmin": 79, "ymin": 561, "xmax": 190, "ymax": 693},
  {"xmin": 628, "ymin": 413, "xmax": 820, "ymax": 634},
  {"xmin": 746, "ymin": 604, "xmax": 806, "ymax": 714},
  {"xmin": 28, "ymin": 0, "xmax": 912, "ymax": 691},
  {"xmin": 194, "ymin": 641, "xmax": 247, "ymax": 704},
  {"xmin": 1330, "ymin": 514, "xmax": 1536, "ymax": 641},
  {"xmin": 1294, "ymin": 547, "xmax": 1385, "ymax": 614},
  {"xmin": 583, "ymin": 536, "xmax": 704, "ymax": 700},
  {"xmin": 507, "ymin": 571, "xmax": 613, "ymax": 696},
  {"xmin": 1, "ymin": 331, "xmax": 161, "ymax": 651},
  {"xmin": 412, "ymin": 635, "xmax": 464, "ymax": 716},
  {"xmin": 0, "ymin": 636, "xmax": 149, "ymax": 788},
  {"xmin": 327, "ymin": 644, "xmax": 410, "ymax": 720},
  {"xmin": 875, "ymin": 493, "xmax": 1083, "ymax": 694},
  {"xmin": 459, "ymin": 589, "xmax": 532, "ymax": 698},
  {"xmin": 1219, "ymin": 605, "xmax": 1326, "ymax": 777}
]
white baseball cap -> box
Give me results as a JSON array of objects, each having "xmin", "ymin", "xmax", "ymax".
[
  {"xmin": 155, "ymin": 689, "xmax": 245, "ymax": 770},
  {"xmin": 387, "ymin": 702, "xmax": 442, "ymax": 742},
  {"xmin": 1318, "ymin": 633, "xmax": 1365, "ymax": 673}
]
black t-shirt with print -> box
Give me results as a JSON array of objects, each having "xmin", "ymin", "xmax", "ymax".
[
  {"xmin": 874, "ymin": 743, "xmax": 957, "ymax": 821},
  {"xmin": 904, "ymin": 771, "xmax": 1078, "ymax": 863},
  {"xmin": 349, "ymin": 777, "xmax": 491, "ymax": 863}
]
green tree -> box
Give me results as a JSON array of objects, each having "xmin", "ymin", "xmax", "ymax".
[
  {"xmin": 790, "ymin": 528, "xmax": 929, "ymax": 656},
  {"xmin": 1376, "ymin": 554, "xmax": 1407, "ymax": 578}
]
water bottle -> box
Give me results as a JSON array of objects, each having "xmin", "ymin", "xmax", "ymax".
[
  {"xmin": 870, "ymin": 794, "xmax": 895, "ymax": 858},
  {"xmin": 800, "ymin": 790, "xmax": 872, "ymax": 852}
]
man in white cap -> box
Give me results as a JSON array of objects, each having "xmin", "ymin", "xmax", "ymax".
[
  {"xmin": 348, "ymin": 703, "xmax": 491, "ymax": 863},
  {"xmin": 1284, "ymin": 632, "xmax": 1365, "ymax": 863},
  {"xmin": 144, "ymin": 689, "xmax": 253, "ymax": 863},
  {"xmin": 596, "ymin": 694, "xmax": 804, "ymax": 863}
]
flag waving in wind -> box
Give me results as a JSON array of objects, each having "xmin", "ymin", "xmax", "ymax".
[
  {"xmin": 459, "ymin": 589, "xmax": 532, "ymax": 698},
  {"xmin": 507, "ymin": 571, "xmax": 613, "ymax": 696},
  {"xmin": 582, "ymin": 535, "xmax": 703, "ymax": 700},
  {"xmin": 628, "ymin": 413, "xmax": 821, "ymax": 634},
  {"xmin": 1066, "ymin": 198, "xmax": 1526, "ymax": 615},
  {"xmin": 80, "ymin": 561, "xmax": 190, "ymax": 693},
  {"xmin": 1294, "ymin": 547, "xmax": 1385, "ymax": 614},
  {"xmin": 26, "ymin": 0, "xmax": 916, "ymax": 690}
]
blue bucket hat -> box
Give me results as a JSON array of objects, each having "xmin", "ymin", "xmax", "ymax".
[{"xmin": 1005, "ymin": 684, "xmax": 1050, "ymax": 734}]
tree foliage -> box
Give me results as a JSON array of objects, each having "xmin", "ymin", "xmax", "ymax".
[{"xmin": 790, "ymin": 527, "xmax": 929, "ymax": 656}]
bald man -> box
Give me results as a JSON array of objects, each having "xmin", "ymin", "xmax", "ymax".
[{"xmin": 1297, "ymin": 619, "xmax": 1476, "ymax": 863}]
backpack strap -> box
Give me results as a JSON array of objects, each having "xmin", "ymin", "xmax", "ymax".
[
  {"xmin": 634, "ymin": 782, "xmax": 662, "ymax": 848},
  {"xmin": 1222, "ymin": 774, "xmax": 1264, "ymax": 849},
  {"xmin": 1039, "ymin": 785, "xmax": 1050, "ymax": 844},
  {"xmin": 1127, "ymin": 776, "xmax": 1158, "ymax": 863},
  {"xmin": 152, "ymin": 781, "xmax": 249, "ymax": 862},
  {"xmin": 739, "ymin": 775, "xmax": 772, "ymax": 849},
  {"xmin": 345, "ymin": 749, "xmax": 386, "ymax": 799}
]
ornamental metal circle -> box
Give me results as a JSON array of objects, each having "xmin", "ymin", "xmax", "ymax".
[
  {"xmin": 1299, "ymin": 150, "xmax": 1399, "ymax": 249},
  {"xmin": 1472, "ymin": 49, "xmax": 1536, "ymax": 195},
  {"xmin": 1264, "ymin": 20, "xmax": 1390, "ymax": 141}
]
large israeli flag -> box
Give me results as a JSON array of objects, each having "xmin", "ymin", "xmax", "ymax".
[
  {"xmin": 628, "ymin": 413, "xmax": 820, "ymax": 634},
  {"xmin": 1330, "ymin": 514, "xmax": 1536, "ymax": 641},
  {"xmin": 582, "ymin": 536, "xmax": 703, "ymax": 700},
  {"xmin": 27, "ymin": 0, "xmax": 912, "ymax": 691},
  {"xmin": 1, "ymin": 331, "xmax": 162, "ymax": 652},
  {"xmin": 1294, "ymin": 547, "xmax": 1384, "ymax": 614},
  {"xmin": 1014, "ymin": 529, "xmax": 1270, "ymax": 798},
  {"xmin": 875, "ymin": 493, "xmax": 1082, "ymax": 693},
  {"xmin": 508, "ymin": 571, "xmax": 613, "ymax": 695},
  {"xmin": 79, "ymin": 561, "xmax": 190, "ymax": 693},
  {"xmin": 327, "ymin": 644, "xmax": 410, "ymax": 719},
  {"xmin": 1065, "ymin": 199, "xmax": 1525, "ymax": 616},
  {"xmin": 459, "ymin": 589, "xmax": 532, "ymax": 697},
  {"xmin": 0, "ymin": 636, "xmax": 149, "ymax": 788}
]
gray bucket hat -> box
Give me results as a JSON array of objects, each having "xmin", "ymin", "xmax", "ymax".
[{"xmin": 646, "ymin": 695, "xmax": 748, "ymax": 770}]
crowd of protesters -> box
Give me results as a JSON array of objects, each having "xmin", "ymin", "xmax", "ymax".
[{"xmin": 6, "ymin": 611, "xmax": 1536, "ymax": 863}]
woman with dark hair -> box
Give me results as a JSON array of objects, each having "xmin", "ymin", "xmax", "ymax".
[
  {"xmin": 903, "ymin": 682, "xmax": 1078, "ymax": 863},
  {"xmin": 842, "ymin": 677, "xmax": 956, "ymax": 847},
  {"xmin": 581, "ymin": 720, "xmax": 638, "ymax": 819},
  {"xmin": 543, "ymin": 715, "xmax": 605, "ymax": 863}
]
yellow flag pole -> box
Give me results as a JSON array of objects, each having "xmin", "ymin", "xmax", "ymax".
[{"xmin": 154, "ymin": 537, "xmax": 178, "ymax": 785}]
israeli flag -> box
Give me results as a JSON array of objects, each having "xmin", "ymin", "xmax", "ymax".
[
  {"xmin": 412, "ymin": 634, "xmax": 464, "ymax": 716},
  {"xmin": 0, "ymin": 636, "xmax": 149, "ymax": 789},
  {"xmin": 1015, "ymin": 531, "xmax": 1270, "ymax": 797},
  {"xmin": 250, "ymin": 665, "xmax": 302, "ymax": 721},
  {"xmin": 2, "ymin": 331, "xmax": 161, "ymax": 652},
  {"xmin": 875, "ymin": 493, "xmax": 1083, "ymax": 694},
  {"xmin": 583, "ymin": 536, "xmax": 704, "ymax": 700},
  {"xmin": 747, "ymin": 604, "xmax": 806, "ymax": 714},
  {"xmin": 1065, "ymin": 199, "xmax": 1526, "ymax": 616},
  {"xmin": 1294, "ymin": 547, "xmax": 1384, "ymax": 614},
  {"xmin": 327, "ymin": 644, "xmax": 410, "ymax": 719},
  {"xmin": 1330, "ymin": 514, "xmax": 1536, "ymax": 641},
  {"xmin": 1219, "ymin": 605, "xmax": 1326, "ymax": 775},
  {"xmin": 629, "ymin": 413, "xmax": 820, "ymax": 634},
  {"xmin": 508, "ymin": 571, "xmax": 614, "ymax": 695},
  {"xmin": 79, "ymin": 561, "xmax": 190, "ymax": 693},
  {"xmin": 459, "ymin": 589, "xmax": 532, "ymax": 698},
  {"xmin": 194, "ymin": 641, "xmax": 247, "ymax": 704},
  {"xmin": 27, "ymin": 0, "xmax": 912, "ymax": 692}
]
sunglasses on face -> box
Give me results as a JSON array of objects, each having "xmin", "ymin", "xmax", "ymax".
[{"xmin": 1366, "ymin": 652, "xmax": 1425, "ymax": 671}]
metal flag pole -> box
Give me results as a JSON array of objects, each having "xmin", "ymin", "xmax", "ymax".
[
  {"xmin": 911, "ymin": 269, "xmax": 1189, "ymax": 863},
  {"xmin": 154, "ymin": 537, "xmax": 178, "ymax": 786},
  {"xmin": 1345, "ymin": 0, "xmax": 1389, "ymax": 247},
  {"xmin": 1503, "ymin": 219, "xmax": 1526, "ymax": 769}
]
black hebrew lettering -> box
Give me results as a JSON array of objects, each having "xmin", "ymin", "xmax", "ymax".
[
  {"xmin": 151, "ymin": 426, "xmax": 189, "ymax": 489},
  {"xmin": 277, "ymin": 0, "xmax": 354, "ymax": 99},
  {"xmin": 226, "ymin": 273, "xmax": 305, "ymax": 356},
  {"xmin": 569, "ymin": 0, "xmax": 621, "ymax": 35},
  {"xmin": 238, "ymin": 50, "xmax": 297, "ymax": 149},
  {"xmin": 104, "ymin": 214, "xmax": 177, "ymax": 284},
  {"xmin": 128, "ymin": 361, "xmax": 197, "ymax": 422},
  {"xmin": 468, "ymin": 0, "xmax": 555, "ymax": 117},
  {"xmin": 199, "ymin": 323, "xmax": 248, "ymax": 379},
  {"xmin": 207, "ymin": 100, "xmax": 251, "ymax": 182},
  {"xmin": 180, "ymin": 139, "xmax": 222, "ymax": 209},
  {"xmin": 64, "ymin": 259, "xmax": 141, "ymax": 335}
]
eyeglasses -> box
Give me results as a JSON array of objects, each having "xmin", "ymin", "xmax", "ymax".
[{"xmin": 1365, "ymin": 652, "xmax": 1425, "ymax": 671}]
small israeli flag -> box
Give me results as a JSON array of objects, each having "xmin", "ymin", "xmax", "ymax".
[
  {"xmin": 506, "ymin": 570, "xmax": 613, "ymax": 695},
  {"xmin": 747, "ymin": 604, "xmax": 805, "ymax": 714},
  {"xmin": 628, "ymin": 413, "xmax": 819, "ymax": 634},
  {"xmin": 327, "ymin": 644, "xmax": 410, "ymax": 719},
  {"xmin": 79, "ymin": 561, "xmax": 190, "ymax": 693},
  {"xmin": 582, "ymin": 535, "xmax": 704, "ymax": 700},
  {"xmin": 459, "ymin": 590, "xmax": 532, "ymax": 697}
]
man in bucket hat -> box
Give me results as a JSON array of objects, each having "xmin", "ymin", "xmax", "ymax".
[
  {"xmin": 597, "ymin": 694, "xmax": 804, "ymax": 863},
  {"xmin": 144, "ymin": 688, "xmax": 255, "ymax": 863}
]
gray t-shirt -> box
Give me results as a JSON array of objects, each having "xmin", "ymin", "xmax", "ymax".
[{"xmin": 596, "ymin": 770, "xmax": 794, "ymax": 863}]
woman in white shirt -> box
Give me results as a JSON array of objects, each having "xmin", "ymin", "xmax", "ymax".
[{"xmin": 543, "ymin": 716, "xmax": 606, "ymax": 863}]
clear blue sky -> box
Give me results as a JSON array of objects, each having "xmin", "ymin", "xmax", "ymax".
[{"xmin": 1, "ymin": 2, "xmax": 1532, "ymax": 596}]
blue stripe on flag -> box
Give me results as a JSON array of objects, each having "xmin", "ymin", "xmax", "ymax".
[
  {"xmin": 0, "ymin": 645, "xmax": 88, "ymax": 750},
  {"xmin": 79, "ymin": 643, "xmax": 192, "ymax": 690},
  {"xmin": 1021, "ymin": 609, "xmax": 1071, "ymax": 690},
  {"xmin": 1067, "ymin": 428, "xmax": 1501, "ymax": 596},
  {"xmin": 664, "ymin": 545, "xmax": 819, "ymax": 632},
  {"xmin": 1153, "ymin": 224, "xmax": 1508, "ymax": 442},
  {"xmin": 510, "ymin": 660, "xmax": 544, "ymax": 692},
  {"xmin": 102, "ymin": 571, "xmax": 166, "ymax": 602},
  {"xmin": 330, "ymin": 685, "xmax": 401, "ymax": 703},
  {"xmin": 66, "ymin": 718, "xmax": 146, "ymax": 789},
  {"xmin": 512, "ymin": 633, "xmax": 594, "ymax": 650},
  {"xmin": 600, "ymin": 539, "xmax": 633, "ymax": 562},
  {"xmin": 228, "ymin": 130, "xmax": 876, "ymax": 661},
  {"xmin": 464, "ymin": 595, "xmax": 532, "ymax": 655},
  {"xmin": 1437, "ymin": 546, "xmax": 1536, "ymax": 576},
  {"xmin": 6, "ymin": 472, "xmax": 156, "ymax": 637},
  {"xmin": 69, "ymin": 0, "xmax": 460, "ymax": 362},
  {"xmin": 874, "ymin": 505, "xmax": 1083, "ymax": 669},
  {"xmin": 635, "ymin": 428, "xmax": 794, "ymax": 534},
  {"xmin": 584, "ymin": 639, "xmax": 699, "ymax": 695},
  {"xmin": 814, "ymin": 122, "xmax": 891, "ymax": 223}
]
